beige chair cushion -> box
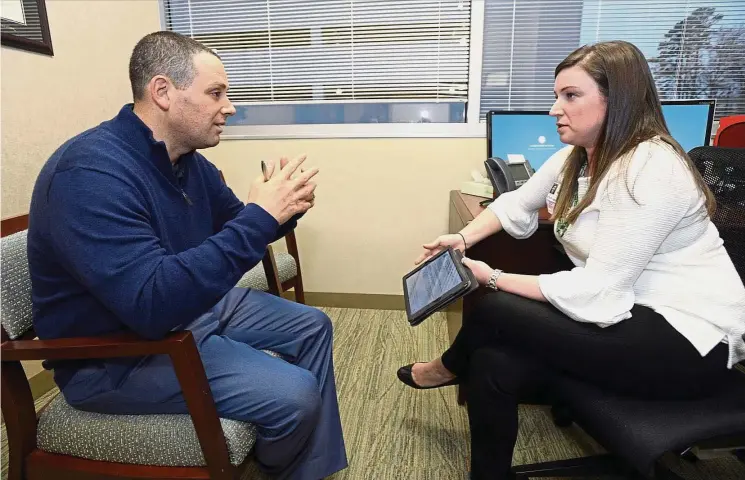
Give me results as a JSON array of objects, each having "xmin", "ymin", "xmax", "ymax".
[
  {"xmin": 1, "ymin": 230, "xmax": 34, "ymax": 339},
  {"xmin": 36, "ymin": 395, "xmax": 256, "ymax": 467},
  {"xmin": 237, "ymin": 252, "xmax": 297, "ymax": 291},
  {"xmin": 36, "ymin": 350, "xmax": 282, "ymax": 467},
  {"xmin": 36, "ymin": 352, "xmax": 284, "ymax": 467}
]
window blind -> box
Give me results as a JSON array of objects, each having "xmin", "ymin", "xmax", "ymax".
[
  {"xmin": 162, "ymin": 0, "xmax": 472, "ymax": 105},
  {"xmin": 479, "ymin": 0, "xmax": 745, "ymax": 121}
]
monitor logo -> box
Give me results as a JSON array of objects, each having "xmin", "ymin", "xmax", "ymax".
[{"xmin": 529, "ymin": 134, "xmax": 555, "ymax": 150}]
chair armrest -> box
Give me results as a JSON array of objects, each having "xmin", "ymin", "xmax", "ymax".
[
  {"xmin": 285, "ymin": 230, "xmax": 301, "ymax": 266},
  {"xmin": 264, "ymin": 230, "xmax": 302, "ymax": 297},
  {"xmin": 262, "ymin": 244, "xmax": 282, "ymax": 295},
  {"xmin": 1, "ymin": 331, "xmax": 193, "ymax": 362},
  {"xmin": 281, "ymin": 230, "xmax": 306, "ymax": 303}
]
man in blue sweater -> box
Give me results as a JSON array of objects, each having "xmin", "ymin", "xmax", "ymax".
[{"xmin": 28, "ymin": 31, "xmax": 346, "ymax": 479}]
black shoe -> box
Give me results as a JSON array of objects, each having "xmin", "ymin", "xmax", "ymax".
[{"xmin": 397, "ymin": 363, "xmax": 460, "ymax": 389}]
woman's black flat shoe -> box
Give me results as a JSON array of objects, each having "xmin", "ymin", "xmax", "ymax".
[{"xmin": 397, "ymin": 363, "xmax": 460, "ymax": 390}]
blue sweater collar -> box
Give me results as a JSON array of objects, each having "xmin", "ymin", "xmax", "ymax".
[
  {"xmin": 113, "ymin": 104, "xmax": 194, "ymax": 176},
  {"xmin": 114, "ymin": 104, "xmax": 163, "ymax": 147}
]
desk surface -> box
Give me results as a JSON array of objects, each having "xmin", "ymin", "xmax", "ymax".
[{"xmin": 451, "ymin": 191, "xmax": 552, "ymax": 225}]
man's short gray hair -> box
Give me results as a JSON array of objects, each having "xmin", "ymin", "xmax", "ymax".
[{"xmin": 129, "ymin": 31, "xmax": 219, "ymax": 101}]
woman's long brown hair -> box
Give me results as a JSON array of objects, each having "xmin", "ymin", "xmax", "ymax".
[{"xmin": 551, "ymin": 41, "xmax": 715, "ymax": 224}]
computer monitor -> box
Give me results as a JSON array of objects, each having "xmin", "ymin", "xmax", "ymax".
[
  {"xmin": 486, "ymin": 99, "xmax": 715, "ymax": 171},
  {"xmin": 486, "ymin": 111, "xmax": 562, "ymax": 171},
  {"xmin": 660, "ymin": 99, "xmax": 715, "ymax": 153}
]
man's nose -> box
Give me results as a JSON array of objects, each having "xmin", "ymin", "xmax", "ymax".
[{"xmin": 223, "ymin": 99, "xmax": 236, "ymax": 116}]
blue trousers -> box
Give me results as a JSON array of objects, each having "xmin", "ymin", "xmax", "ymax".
[{"xmin": 63, "ymin": 288, "xmax": 348, "ymax": 479}]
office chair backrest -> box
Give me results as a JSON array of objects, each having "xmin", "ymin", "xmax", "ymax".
[
  {"xmin": 1, "ymin": 230, "xmax": 34, "ymax": 339},
  {"xmin": 714, "ymin": 115, "xmax": 745, "ymax": 148},
  {"xmin": 689, "ymin": 147, "xmax": 745, "ymax": 281}
]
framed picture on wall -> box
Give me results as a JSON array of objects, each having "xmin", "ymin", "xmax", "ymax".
[{"xmin": 1, "ymin": 0, "xmax": 53, "ymax": 56}]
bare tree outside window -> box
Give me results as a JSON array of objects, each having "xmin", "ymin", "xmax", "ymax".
[{"xmin": 650, "ymin": 6, "xmax": 745, "ymax": 118}]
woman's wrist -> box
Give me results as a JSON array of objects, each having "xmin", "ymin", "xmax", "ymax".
[
  {"xmin": 486, "ymin": 269, "xmax": 504, "ymax": 290},
  {"xmin": 456, "ymin": 232, "xmax": 468, "ymax": 250}
]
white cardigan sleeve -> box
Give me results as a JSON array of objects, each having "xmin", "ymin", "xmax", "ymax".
[
  {"xmin": 487, "ymin": 147, "xmax": 572, "ymax": 239},
  {"xmin": 538, "ymin": 142, "xmax": 698, "ymax": 326}
]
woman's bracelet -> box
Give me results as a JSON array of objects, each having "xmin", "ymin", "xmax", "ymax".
[
  {"xmin": 487, "ymin": 269, "xmax": 503, "ymax": 291},
  {"xmin": 457, "ymin": 232, "xmax": 467, "ymax": 250}
]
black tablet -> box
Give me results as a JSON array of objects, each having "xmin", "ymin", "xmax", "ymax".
[{"xmin": 402, "ymin": 247, "xmax": 479, "ymax": 326}]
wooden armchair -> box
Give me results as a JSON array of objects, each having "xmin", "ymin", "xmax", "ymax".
[
  {"xmin": 218, "ymin": 171, "xmax": 306, "ymax": 304},
  {"xmin": 0, "ymin": 217, "xmax": 261, "ymax": 479}
]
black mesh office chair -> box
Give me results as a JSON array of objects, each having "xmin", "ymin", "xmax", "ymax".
[
  {"xmin": 511, "ymin": 146, "xmax": 745, "ymax": 480},
  {"xmin": 691, "ymin": 147, "xmax": 745, "ymax": 280}
]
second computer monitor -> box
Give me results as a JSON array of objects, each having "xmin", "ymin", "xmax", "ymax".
[
  {"xmin": 486, "ymin": 99, "xmax": 714, "ymax": 171},
  {"xmin": 661, "ymin": 99, "xmax": 715, "ymax": 153}
]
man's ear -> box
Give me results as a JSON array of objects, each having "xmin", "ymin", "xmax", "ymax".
[{"xmin": 149, "ymin": 75, "xmax": 172, "ymax": 111}]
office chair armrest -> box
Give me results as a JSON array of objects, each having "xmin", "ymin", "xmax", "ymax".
[
  {"xmin": 0, "ymin": 330, "xmax": 234, "ymax": 478},
  {"xmin": 0, "ymin": 331, "xmax": 193, "ymax": 362}
]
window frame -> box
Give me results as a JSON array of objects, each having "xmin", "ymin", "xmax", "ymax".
[
  {"xmin": 158, "ymin": 0, "xmax": 488, "ymax": 139},
  {"xmin": 158, "ymin": 1, "xmax": 729, "ymax": 141}
]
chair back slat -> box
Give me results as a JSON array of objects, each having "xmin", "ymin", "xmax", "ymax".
[{"xmin": 1, "ymin": 230, "xmax": 34, "ymax": 339}]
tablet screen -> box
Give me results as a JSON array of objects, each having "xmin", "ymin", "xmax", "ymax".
[{"xmin": 405, "ymin": 251, "xmax": 463, "ymax": 315}]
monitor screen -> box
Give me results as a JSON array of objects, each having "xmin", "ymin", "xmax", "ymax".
[
  {"xmin": 660, "ymin": 100, "xmax": 715, "ymax": 153},
  {"xmin": 487, "ymin": 100, "xmax": 714, "ymax": 171},
  {"xmin": 487, "ymin": 112, "xmax": 562, "ymax": 171}
]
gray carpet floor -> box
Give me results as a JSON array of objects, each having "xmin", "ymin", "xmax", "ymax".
[{"xmin": 3, "ymin": 307, "xmax": 744, "ymax": 479}]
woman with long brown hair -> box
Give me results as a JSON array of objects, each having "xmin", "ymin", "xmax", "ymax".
[{"xmin": 397, "ymin": 41, "xmax": 745, "ymax": 479}]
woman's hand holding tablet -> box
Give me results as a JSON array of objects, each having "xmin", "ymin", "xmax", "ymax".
[{"xmin": 402, "ymin": 248, "xmax": 479, "ymax": 326}]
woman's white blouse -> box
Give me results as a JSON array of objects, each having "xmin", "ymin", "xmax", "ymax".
[{"xmin": 488, "ymin": 139, "xmax": 745, "ymax": 368}]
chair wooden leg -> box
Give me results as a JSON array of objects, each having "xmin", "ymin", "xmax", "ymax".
[
  {"xmin": 293, "ymin": 278, "xmax": 306, "ymax": 304},
  {"xmin": 1, "ymin": 361, "xmax": 38, "ymax": 480}
]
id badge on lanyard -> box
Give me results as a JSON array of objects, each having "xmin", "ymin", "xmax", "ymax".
[{"xmin": 546, "ymin": 182, "xmax": 559, "ymax": 215}]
